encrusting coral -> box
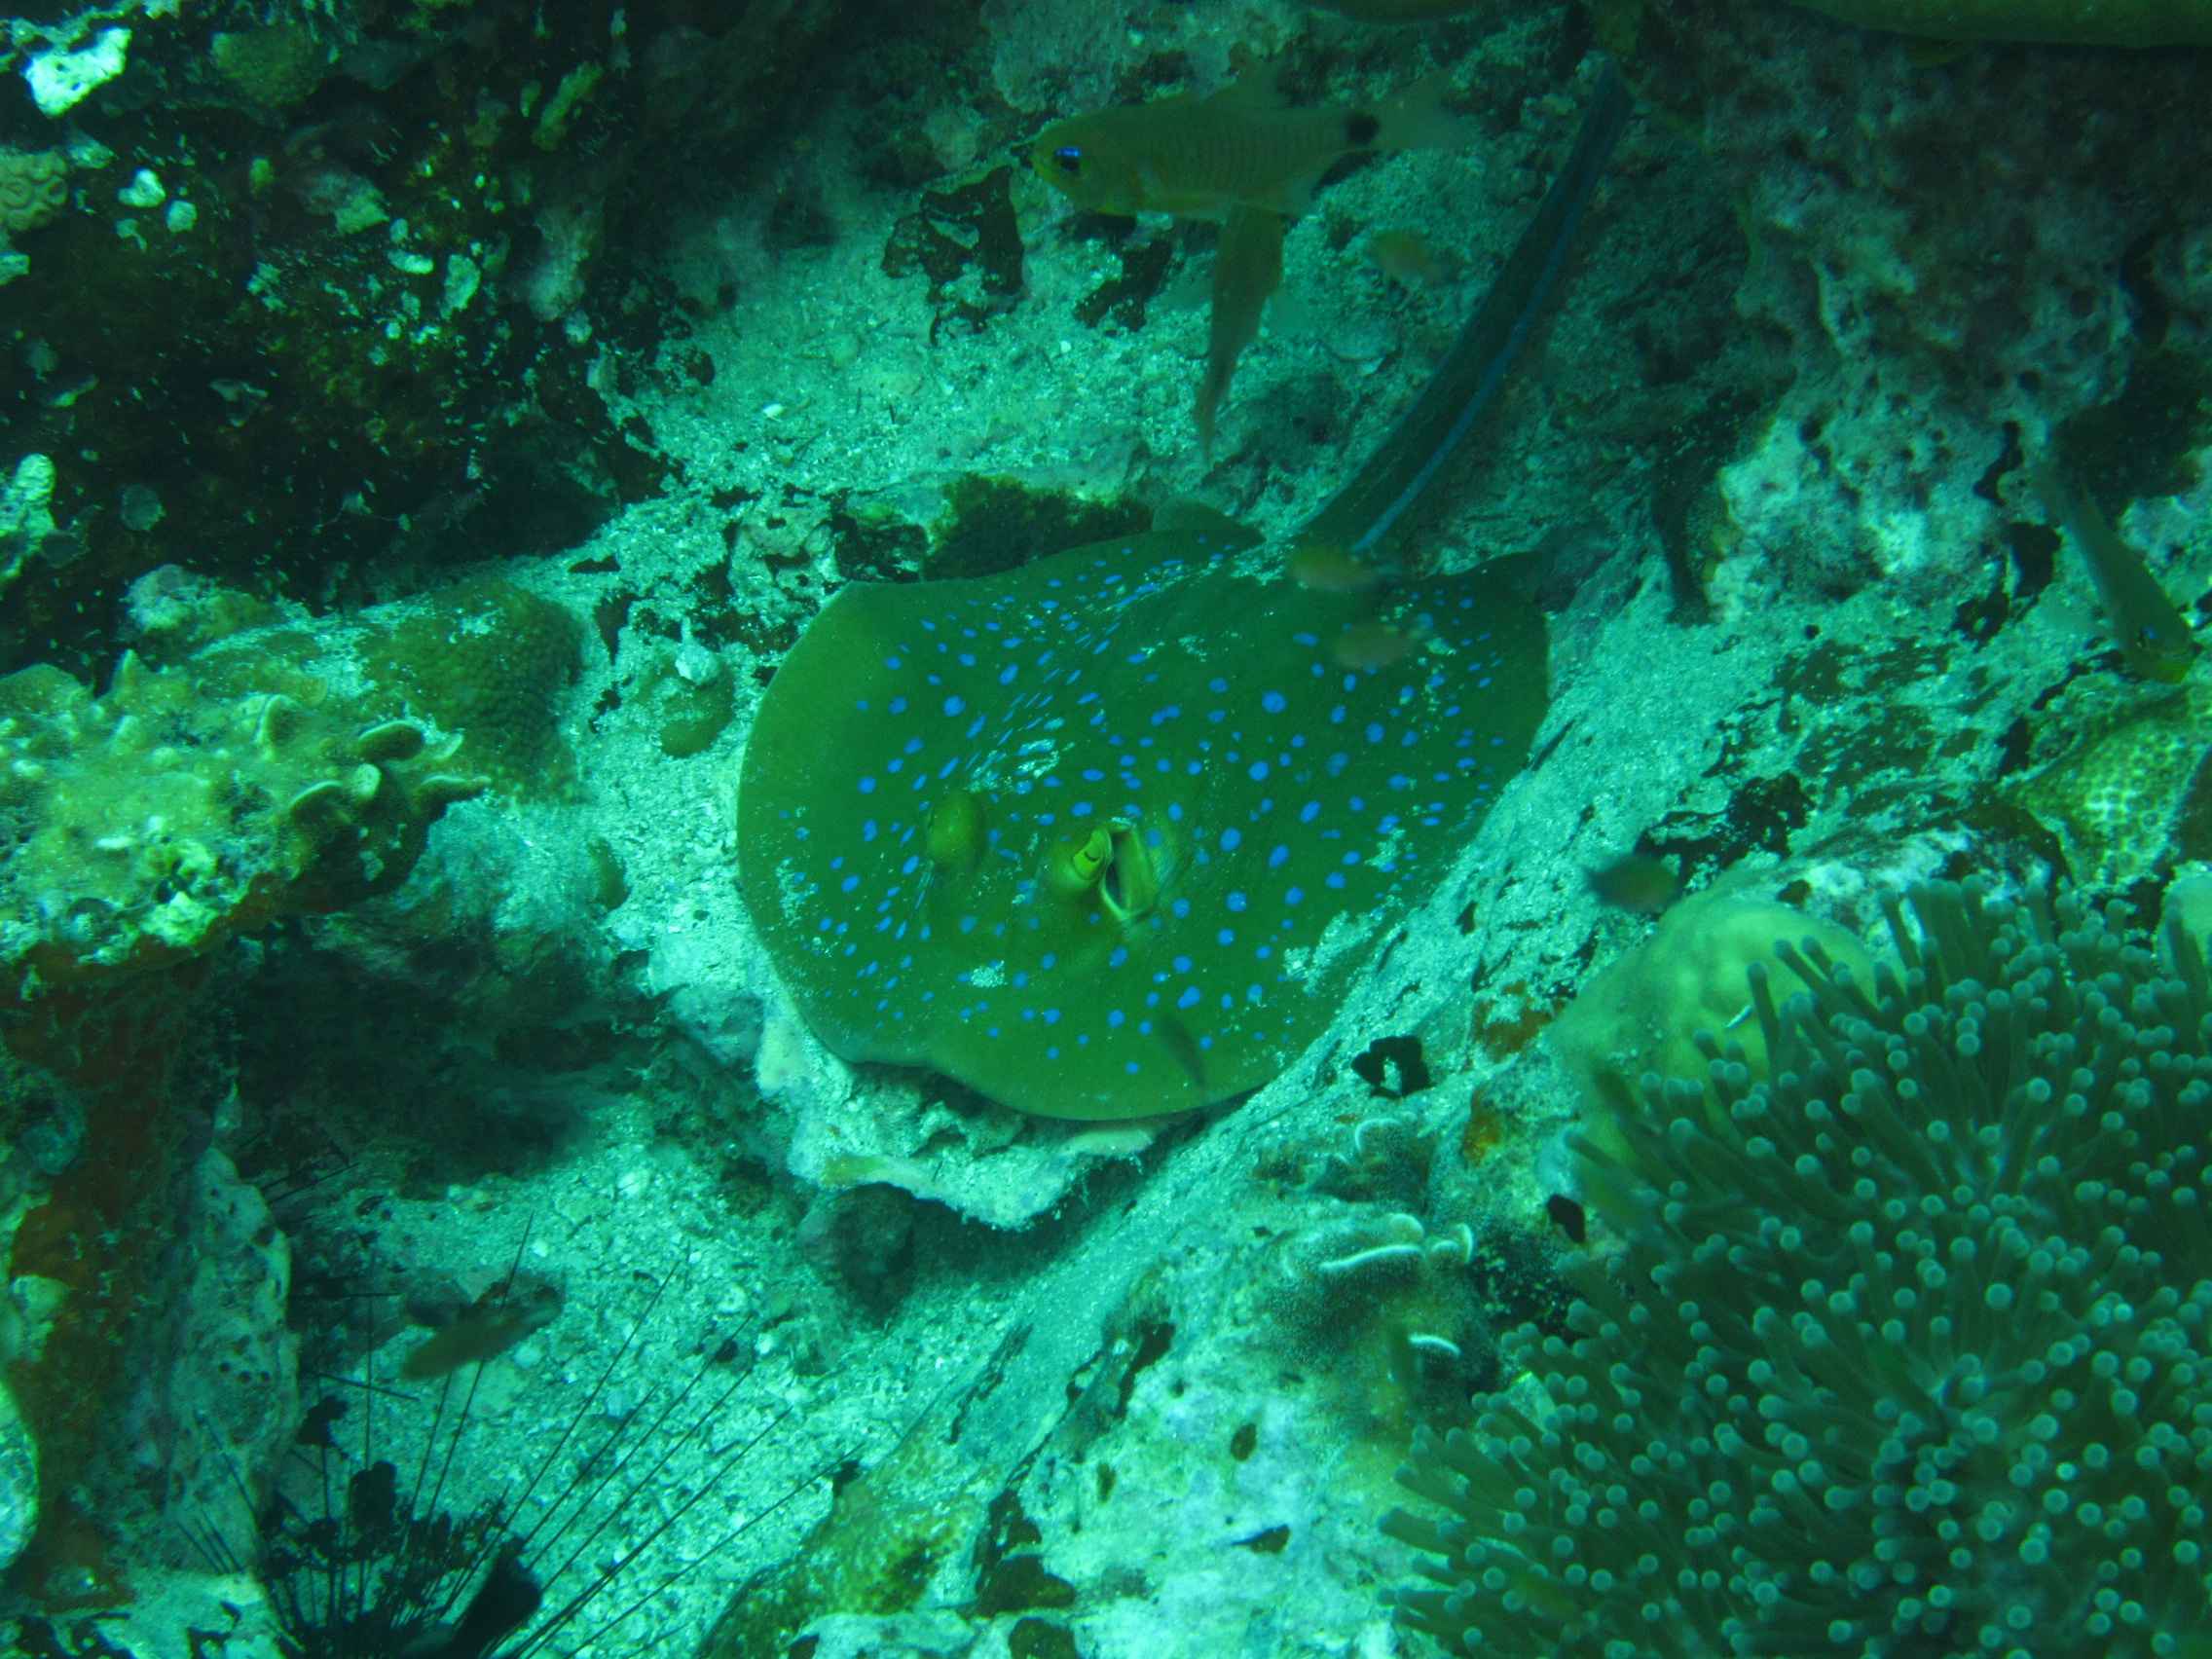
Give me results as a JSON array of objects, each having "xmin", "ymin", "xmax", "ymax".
[{"xmin": 1386, "ymin": 880, "xmax": 2212, "ymax": 1657}]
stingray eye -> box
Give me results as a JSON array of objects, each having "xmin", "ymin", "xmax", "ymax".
[{"xmin": 1052, "ymin": 146, "xmax": 1085, "ymax": 175}]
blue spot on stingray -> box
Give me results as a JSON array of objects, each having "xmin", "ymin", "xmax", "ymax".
[
  {"xmin": 1044, "ymin": 1009, "xmax": 1061, "ymax": 1025},
  {"xmin": 1262, "ymin": 691, "xmax": 1286, "ymax": 713},
  {"xmin": 1226, "ymin": 892, "xmax": 1248, "ymax": 912},
  {"xmin": 1108, "ymin": 1010, "xmax": 1125, "ymax": 1028},
  {"xmin": 1109, "ymin": 946, "xmax": 1128, "ymax": 967},
  {"xmin": 1326, "ymin": 872, "xmax": 1347, "ymax": 889},
  {"xmin": 863, "ymin": 821, "xmax": 878, "ymax": 841},
  {"xmin": 1221, "ymin": 828, "xmax": 1242, "ymax": 850},
  {"xmin": 1269, "ymin": 845, "xmax": 1289, "ymax": 868},
  {"xmin": 1168, "ymin": 803, "xmax": 1184, "ymax": 821},
  {"xmin": 1209, "ymin": 677, "xmax": 1230, "ymax": 693},
  {"xmin": 840, "ymin": 875, "xmax": 860, "ymax": 893},
  {"xmin": 1171, "ymin": 898, "xmax": 1191, "ymax": 918},
  {"xmin": 1285, "ymin": 887, "xmax": 1305, "ymax": 905},
  {"xmin": 1299, "ymin": 801, "xmax": 1320, "ymax": 823},
  {"xmin": 901, "ymin": 856, "xmax": 920, "ymax": 874},
  {"xmin": 999, "ymin": 664, "xmax": 1018, "ymax": 685},
  {"xmin": 943, "ymin": 696, "xmax": 965, "ymax": 716},
  {"xmin": 966, "ymin": 718, "xmax": 986, "ymax": 739},
  {"xmin": 1248, "ymin": 761, "xmax": 1269, "ymax": 781},
  {"xmin": 1173, "ymin": 955, "xmax": 1194, "ymax": 973},
  {"xmin": 858, "ymin": 777, "xmax": 877, "ymax": 794},
  {"xmin": 1178, "ymin": 986, "xmax": 1201, "ymax": 1010},
  {"xmin": 1365, "ymin": 723, "xmax": 1385, "ymax": 743},
  {"xmin": 1217, "ymin": 928, "xmax": 1235, "ymax": 945},
  {"xmin": 1073, "ymin": 802, "xmax": 1093, "ymax": 817}
]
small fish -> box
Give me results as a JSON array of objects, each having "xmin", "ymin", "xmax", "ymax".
[
  {"xmin": 401, "ymin": 1278, "xmax": 563, "ymax": 1380},
  {"xmin": 2032, "ymin": 454, "xmax": 2198, "ymax": 684},
  {"xmin": 1370, "ymin": 228, "xmax": 1443, "ymax": 289},
  {"xmin": 1035, "ymin": 75, "xmax": 1468, "ymax": 459},
  {"xmin": 1587, "ymin": 853, "xmax": 1680, "ymax": 914},
  {"xmin": 1287, "ymin": 538, "xmax": 1383, "ymax": 593},
  {"xmin": 1032, "ymin": 74, "xmax": 1472, "ymax": 221},
  {"xmin": 1196, "ymin": 203, "xmax": 1285, "ymax": 460},
  {"xmin": 1330, "ymin": 618, "xmax": 1425, "ymax": 669}
]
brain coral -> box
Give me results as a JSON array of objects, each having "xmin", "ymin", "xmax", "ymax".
[
  {"xmin": 0, "ymin": 150, "xmax": 66, "ymax": 236},
  {"xmin": 1387, "ymin": 880, "xmax": 2212, "ymax": 1657},
  {"xmin": 359, "ymin": 576, "xmax": 583, "ymax": 798}
]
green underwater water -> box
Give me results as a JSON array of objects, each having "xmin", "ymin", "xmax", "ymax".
[{"xmin": 0, "ymin": 1, "xmax": 2207, "ymax": 1656}]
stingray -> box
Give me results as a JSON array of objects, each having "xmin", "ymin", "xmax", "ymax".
[{"xmin": 738, "ymin": 70, "xmax": 1629, "ymax": 1121}]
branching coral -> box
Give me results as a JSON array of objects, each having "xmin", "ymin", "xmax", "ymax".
[{"xmin": 1386, "ymin": 880, "xmax": 2212, "ymax": 1656}]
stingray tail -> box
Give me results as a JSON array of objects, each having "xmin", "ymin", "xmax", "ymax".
[{"xmin": 1295, "ymin": 63, "xmax": 1632, "ymax": 559}]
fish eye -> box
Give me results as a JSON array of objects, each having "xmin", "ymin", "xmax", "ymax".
[{"xmin": 1052, "ymin": 147, "xmax": 1084, "ymax": 174}]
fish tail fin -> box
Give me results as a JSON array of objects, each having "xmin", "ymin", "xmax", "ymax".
[
  {"xmin": 1370, "ymin": 73, "xmax": 1477, "ymax": 152},
  {"xmin": 1196, "ymin": 204, "xmax": 1286, "ymax": 461}
]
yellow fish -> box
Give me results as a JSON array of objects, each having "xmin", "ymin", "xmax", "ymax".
[
  {"xmin": 1032, "ymin": 75, "xmax": 1470, "ymax": 220},
  {"xmin": 1035, "ymin": 76, "xmax": 1468, "ymax": 457},
  {"xmin": 2032, "ymin": 454, "xmax": 2199, "ymax": 685}
]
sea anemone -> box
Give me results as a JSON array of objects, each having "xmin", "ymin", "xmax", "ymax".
[{"xmin": 1384, "ymin": 879, "xmax": 2212, "ymax": 1657}]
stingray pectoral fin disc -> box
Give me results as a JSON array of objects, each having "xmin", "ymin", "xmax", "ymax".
[{"xmin": 736, "ymin": 527, "xmax": 1548, "ymax": 1122}]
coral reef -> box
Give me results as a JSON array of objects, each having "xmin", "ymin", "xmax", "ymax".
[
  {"xmin": 1607, "ymin": 0, "xmax": 2212, "ymax": 611},
  {"xmin": 0, "ymin": 575, "xmax": 581, "ymax": 1596},
  {"xmin": 1388, "ymin": 881, "xmax": 2212, "ymax": 1656},
  {"xmin": 0, "ymin": 0, "xmax": 867, "ymax": 677}
]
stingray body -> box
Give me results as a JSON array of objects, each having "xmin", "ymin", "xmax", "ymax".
[
  {"xmin": 740, "ymin": 522, "xmax": 1543, "ymax": 1120},
  {"xmin": 738, "ymin": 71, "xmax": 1629, "ymax": 1121}
]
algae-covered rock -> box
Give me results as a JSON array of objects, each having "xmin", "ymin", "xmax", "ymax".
[{"xmin": 0, "ymin": 645, "xmax": 484, "ymax": 982}]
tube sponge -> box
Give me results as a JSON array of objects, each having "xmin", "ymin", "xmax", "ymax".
[{"xmin": 1385, "ymin": 879, "xmax": 2212, "ymax": 1657}]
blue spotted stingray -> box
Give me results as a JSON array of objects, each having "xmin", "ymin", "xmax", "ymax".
[{"xmin": 738, "ymin": 71, "xmax": 1628, "ymax": 1121}]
